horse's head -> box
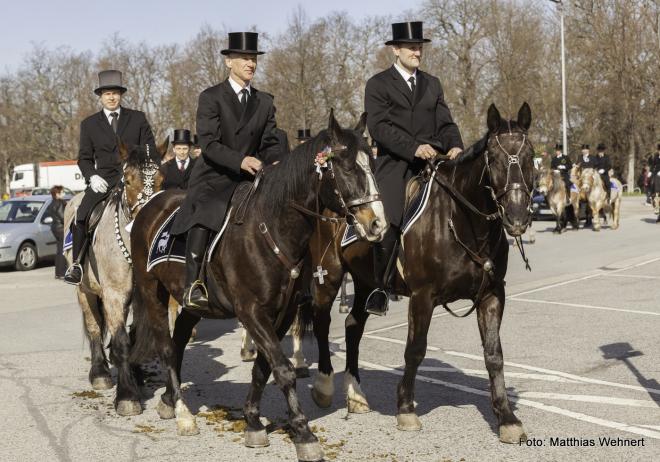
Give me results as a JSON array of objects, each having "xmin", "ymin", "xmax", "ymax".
[
  {"xmin": 317, "ymin": 110, "xmax": 387, "ymax": 242},
  {"xmin": 537, "ymin": 168, "xmax": 551, "ymax": 195},
  {"xmin": 118, "ymin": 139, "xmax": 168, "ymax": 215},
  {"xmin": 484, "ymin": 102, "xmax": 534, "ymax": 237},
  {"xmin": 579, "ymin": 168, "xmax": 595, "ymax": 193}
]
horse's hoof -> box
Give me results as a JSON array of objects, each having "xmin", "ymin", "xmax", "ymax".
[
  {"xmin": 91, "ymin": 376, "xmax": 113, "ymax": 390},
  {"xmin": 500, "ymin": 423, "xmax": 526, "ymax": 444},
  {"xmin": 241, "ymin": 348, "xmax": 257, "ymax": 362},
  {"xmin": 116, "ymin": 400, "xmax": 142, "ymax": 416},
  {"xmin": 176, "ymin": 417, "xmax": 199, "ymax": 436},
  {"xmin": 396, "ymin": 413, "xmax": 422, "ymax": 431},
  {"xmin": 345, "ymin": 373, "xmax": 370, "ymax": 413},
  {"xmin": 347, "ymin": 397, "xmax": 371, "ymax": 414},
  {"xmin": 244, "ymin": 428, "xmax": 269, "ymax": 448},
  {"xmin": 156, "ymin": 400, "xmax": 175, "ymax": 419},
  {"xmin": 294, "ymin": 441, "xmax": 324, "ymax": 462},
  {"xmin": 296, "ymin": 367, "xmax": 310, "ymax": 379},
  {"xmin": 311, "ymin": 387, "xmax": 333, "ymax": 409}
]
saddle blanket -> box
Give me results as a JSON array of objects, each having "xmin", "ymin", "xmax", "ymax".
[
  {"xmin": 341, "ymin": 171, "xmax": 435, "ymax": 248},
  {"xmin": 610, "ymin": 181, "xmax": 618, "ymax": 190},
  {"xmin": 570, "ymin": 184, "xmax": 578, "ymax": 193},
  {"xmin": 146, "ymin": 206, "xmax": 233, "ymax": 271}
]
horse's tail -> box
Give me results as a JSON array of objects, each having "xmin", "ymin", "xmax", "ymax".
[
  {"xmin": 293, "ymin": 291, "xmax": 315, "ymax": 339},
  {"xmin": 128, "ymin": 281, "xmax": 158, "ymax": 364}
]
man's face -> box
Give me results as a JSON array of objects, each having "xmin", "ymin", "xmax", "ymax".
[
  {"xmin": 392, "ymin": 43, "xmax": 423, "ymax": 71},
  {"xmin": 371, "ymin": 146, "xmax": 378, "ymax": 157},
  {"xmin": 582, "ymin": 149, "xmax": 590, "ymax": 157},
  {"xmin": 173, "ymin": 144, "xmax": 190, "ymax": 160},
  {"xmin": 100, "ymin": 89, "xmax": 122, "ymax": 111},
  {"xmin": 192, "ymin": 147, "xmax": 202, "ymax": 158},
  {"xmin": 225, "ymin": 53, "xmax": 258, "ymax": 83},
  {"xmin": 555, "ymin": 150, "xmax": 562, "ymax": 156}
]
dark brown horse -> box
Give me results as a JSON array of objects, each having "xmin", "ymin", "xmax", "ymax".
[
  {"xmin": 304, "ymin": 103, "xmax": 534, "ymax": 444},
  {"xmin": 127, "ymin": 111, "xmax": 386, "ymax": 461}
]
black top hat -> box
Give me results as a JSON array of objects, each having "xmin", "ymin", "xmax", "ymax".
[
  {"xmin": 94, "ymin": 70, "xmax": 127, "ymax": 96},
  {"xmin": 221, "ymin": 32, "xmax": 264, "ymax": 55},
  {"xmin": 596, "ymin": 143, "xmax": 606, "ymax": 151},
  {"xmin": 172, "ymin": 129, "xmax": 192, "ymax": 145},
  {"xmin": 385, "ymin": 22, "xmax": 431, "ymax": 45},
  {"xmin": 657, "ymin": 143, "xmax": 660, "ymax": 150},
  {"xmin": 193, "ymin": 134, "xmax": 199, "ymax": 147},
  {"xmin": 296, "ymin": 129, "xmax": 311, "ymax": 140},
  {"xmin": 555, "ymin": 143, "xmax": 563, "ymax": 150},
  {"xmin": 581, "ymin": 144, "xmax": 590, "ymax": 150},
  {"xmin": 371, "ymin": 138, "xmax": 378, "ymax": 148}
]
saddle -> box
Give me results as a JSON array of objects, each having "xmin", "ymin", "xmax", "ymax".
[{"xmin": 86, "ymin": 198, "xmax": 109, "ymax": 234}]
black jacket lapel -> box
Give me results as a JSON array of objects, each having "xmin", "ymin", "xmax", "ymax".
[
  {"xmin": 116, "ymin": 107, "xmax": 131, "ymax": 139},
  {"xmin": 221, "ymin": 80, "xmax": 242, "ymax": 123},
  {"xmin": 412, "ymin": 71, "xmax": 427, "ymax": 107},
  {"xmin": 95, "ymin": 110, "xmax": 117, "ymax": 142},
  {"xmin": 388, "ymin": 66, "xmax": 413, "ymax": 106},
  {"xmin": 237, "ymin": 88, "xmax": 260, "ymax": 131}
]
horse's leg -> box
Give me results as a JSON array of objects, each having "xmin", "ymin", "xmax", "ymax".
[
  {"xmin": 291, "ymin": 320, "xmax": 310, "ymax": 378},
  {"xmin": 396, "ymin": 289, "xmax": 433, "ymax": 431},
  {"xmin": 309, "ymin": 282, "xmax": 340, "ymax": 409},
  {"xmin": 477, "ymin": 287, "xmax": 526, "ymax": 443},
  {"xmin": 243, "ymin": 308, "xmax": 323, "ymax": 461},
  {"xmin": 611, "ymin": 196, "xmax": 620, "ymax": 230},
  {"xmin": 103, "ymin": 293, "xmax": 142, "ymax": 416},
  {"xmin": 168, "ymin": 296, "xmax": 179, "ymax": 336},
  {"xmin": 243, "ymin": 354, "xmax": 273, "ymax": 447},
  {"xmin": 592, "ymin": 201, "xmax": 601, "ymax": 231},
  {"xmin": 172, "ymin": 309, "xmax": 201, "ymax": 384},
  {"xmin": 240, "ymin": 324, "xmax": 257, "ymax": 362},
  {"xmin": 78, "ymin": 290, "xmax": 112, "ymax": 390},
  {"xmin": 339, "ymin": 274, "xmax": 349, "ymax": 313},
  {"xmin": 343, "ymin": 284, "xmax": 371, "ymax": 414}
]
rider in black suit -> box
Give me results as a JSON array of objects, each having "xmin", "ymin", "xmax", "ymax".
[
  {"xmin": 64, "ymin": 70, "xmax": 156, "ymax": 285},
  {"xmin": 170, "ymin": 32, "xmax": 282, "ymax": 310},
  {"xmin": 364, "ymin": 22, "xmax": 464, "ymax": 315},
  {"xmin": 160, "ymin": 129, "xmax": 196, "ymax": 190},
  {"xmin": 595, "ymin": 143, "xmax": 612, "ymax": 200}
]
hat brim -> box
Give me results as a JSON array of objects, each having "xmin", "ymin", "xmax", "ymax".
[
  {"xmin": 94, "ymin": 85, "xmax": 127, "ymax": 96},
  {"xmin": 221, "ymin": 49, "xmax": 265, "ymax": 56},
  {"xmin": 385, "ymin": 38, "xmax": 431, "ymax": 45}
]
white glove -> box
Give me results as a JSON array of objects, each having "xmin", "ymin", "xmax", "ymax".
[
  {"xmin": 656, "ymin": 171, "xmax": 660, "ymax": 177},
  {"xmin": 558, "ymin": 165, "xmax": 566, "ymax": 170},
  {"xmin": 598, "ymin": 169, "xmax": 605, "ymax": 174},
  {"xmin": 90, "ymin": 175, "xmax": 108, "ymax": 194}
]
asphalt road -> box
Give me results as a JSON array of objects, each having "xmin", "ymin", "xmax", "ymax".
[{"xmin": 1, "ymin": 196, "xmax": 659, "ymax": 462}]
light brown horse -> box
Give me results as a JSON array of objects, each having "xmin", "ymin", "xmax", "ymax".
[
  {"xmin": 537, "ymin": 168, "xmax": 578, "ymax": 232},
  {"xmin": 64, "ymin": 140, "xmax": 167, "ymax": 415},
  {"xmin": 572, "ymin": 166, "xmax": 622, "ymax": 231}
]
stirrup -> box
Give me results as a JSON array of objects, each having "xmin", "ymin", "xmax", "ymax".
[
  {"xmin": 365, "ymin": 288, "xmax": 389, "ymax": 316},
  {"xmin": 184, "ymin": 280, "xmax": 209, "ymax": 308},
  {"xmin": 64, "ymin": 263, "xmax": 83, "ymax": 286}
]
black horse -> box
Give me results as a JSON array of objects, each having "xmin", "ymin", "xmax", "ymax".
[
  {"xmin": 305, "ymin": 103, "xmax": 534, "ymax": 444},
  {"xmin": 127, "ymin": 111, "xmax": 386, "ymax": 462}
]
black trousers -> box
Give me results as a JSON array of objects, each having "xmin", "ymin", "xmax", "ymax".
[{"xmin": 52, "ymin": 229, "xmax": 66, "ymax": 277}]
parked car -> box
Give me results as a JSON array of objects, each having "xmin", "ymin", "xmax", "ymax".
[
  {"xmin": 31, "ymin": 187, "xmax": 76, "ymax": 197},
  {"xmin": 0, "ymin": 195, "xmax": 60, "ymax": 270},
  {"xmin": 531, "ymin": 189, "xmax": 554, "ymax": 221}
]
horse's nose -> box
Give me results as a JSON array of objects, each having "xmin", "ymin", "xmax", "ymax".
[{"xmin": 370, "ymin": 217, "xmax": 385, "ymax": 236}]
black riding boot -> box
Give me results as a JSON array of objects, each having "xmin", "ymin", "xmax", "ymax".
[
  {"xmin": 182, "ymin": 226, "xmax": 210, "ymax": 311},
  {"xmin": 64, "ymin": 224, "xmax": 88, "ymax": 285},
  {"xmin": 365, "ymin": 226, "xmax": 399, "ymax": 316}
]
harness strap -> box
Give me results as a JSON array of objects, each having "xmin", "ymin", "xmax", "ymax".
[{"xmin": 289, "ymin": 202, "xmax": 344, "ymax": 223}]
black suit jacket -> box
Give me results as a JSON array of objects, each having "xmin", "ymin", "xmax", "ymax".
[
  {"xmin": 578, "ymin": 155, "xmax": 598, "ymax": 170},
  {"xmin": 550, "ymin": 155, "xmax": 572, "ymax": 173},
  {"xmin": 172, "ymin": 79, "xmax": 281, "ymax": 234},
  {"xmin": 365, "ymin": 66, "xmax": 463, "ymax": 225},
  {"xmin": 595, "ymin": 154, "xmax": 611, "ymax": 173},
  {"xmin": 160, "ymin": 157, "xmax": 197, "ymax": 190},
  {"xmin": 78, "ymin": 107, "xmax": 156, "ymax": 185}
]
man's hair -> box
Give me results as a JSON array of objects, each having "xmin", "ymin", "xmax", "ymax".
[{"xmin": 50, "ymin": 185, "xmax": 64, "ymax": 199}]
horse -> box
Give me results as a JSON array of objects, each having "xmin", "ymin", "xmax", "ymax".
[
  {"xmin": 302, "ymin": 103, "xmax": 535, "ymax": 444},
  {"xmin": 127, "ymin": 111, "xmax": 386, "ymax": 462},
  {"xmin": 537, "ymin": 168, "xmax": 578, "ymax": 233},
  {"xmin": 63, "ymin": 139, "xmax": 167, "ymax": 415},
  {"xmin": 573, "ymin": 166, "xmax": 622, "ymax": 231}
]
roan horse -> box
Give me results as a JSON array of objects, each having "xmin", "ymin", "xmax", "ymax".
[
  {"xmin": 302, "ymin": 103, "xmax": 534, "ymax": 444},
  {"xmin": 63, "ymin": 140, "xmax": 166, "ymax": 414},
  {"xmin": 571, "ymin": 166, "xmax": 622, "ymax": 231},
  {"xmin": 127, "ymin": 112, "xmax": 386, "ymax": 461},
  {"xmin": 537, "ymin": 168, "xmax": 579, "ymax": 233}
]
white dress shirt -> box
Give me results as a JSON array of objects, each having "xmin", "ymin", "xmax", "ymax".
[
  {"xmin": 394, "ymin": 62, "xmax": 417, "ymax": 91},
  {"xmin": 228, "ymin": 76, "xmax": 252, "ymax": 99},
  {"xmin": 176, "ymin": 157, "xmax": 190, "ymax": 171},
  {"xmin": 103, "ymin": 107, "xmax": 121, "ymax": 125}
]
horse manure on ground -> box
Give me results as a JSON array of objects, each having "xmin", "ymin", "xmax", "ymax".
[{"xmin": 71, "ymin": 390, "xmax": 103, "ymax": 399}]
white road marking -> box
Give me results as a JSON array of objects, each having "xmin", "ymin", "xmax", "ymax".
[
  {"xmin": 515, "ymin": 392, "xmax": 660, "ymax": 408},
  {"xmin": 600, "ymin": 273, "xmax": 660, "ymax": 281},
  {"xmin": 508, "ymin": 297, "xmax": 660, "ymax": 316},
  {"xmin": 387, "ymin": 365, "xmax": 582, "ymax": 384},
  {"xmin": 332, "ymin": 350, "xmax": 660, "ymax": 440},
  {"xmin": 363, "ymin": 334, "xmax": 440, "ymax": 351}
]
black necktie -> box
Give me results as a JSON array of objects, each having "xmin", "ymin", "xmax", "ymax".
[
  {"xmin": 240, "ymin": 89, "xmax": 248, "ymax": 110},
  {"xmin": 110, "ymin": 112, "xmax": 118, "ymax": 133},
  {"xmin": 408, "ymin": 76, "xmax": 416, "ymax": 94}
]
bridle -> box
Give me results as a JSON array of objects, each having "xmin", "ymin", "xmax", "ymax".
[{"xmin": 114, "ymin": 144, "xmax": 161, "ymax": 265}]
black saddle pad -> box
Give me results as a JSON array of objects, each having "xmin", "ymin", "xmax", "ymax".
[{"xmin": 147, "ymin": 207, "xmax": 186, "ymax": 271}]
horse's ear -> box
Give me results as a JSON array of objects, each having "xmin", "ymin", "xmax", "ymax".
[
  {"xmin": 487, "ymin": 104, "xmax": 501, "ymax": 133},
  {"xmin": 353, "ymin": 112, "xmax": 367, "ymax": 135},
  {"xmin": 156, "ymin": 138, "xmax": 169, "ymax": 158},
  {"xmin": 517, "ymin": 102, "xmax": 532, "ymax": 131},
  {"xmin": 118, "ymin": 138, "xmax": 129, "ymax": 162},
  {"xmin": 328, "ymin": 108, "xmax": 342, "ymax": 142}
]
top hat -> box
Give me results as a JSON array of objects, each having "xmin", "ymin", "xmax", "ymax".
[
  {"xmin": 296, "ymin": 128, "xmax": 311, "ymax": 140},
  {"xmin": 657, "ymin": 143, "xmax": 660, "ymax": 150},
  {"xmin": 94, "ymin": 70, "xmax": 127, "ymax": 96},
  {"xmin": 221, "ymin": 32, "xmax": 264, "ymax": 55},
  {"xmin": 385, "ymin": 22, "xmax": 431, "ymax": 46},
  {"xmin": 371, "ymin": 138, "xmax": 378, "ymax": 148},
  {"xmin": 193, "ymin": 134, "xmax": 200, "ymax": 147},
  {"xmin": 172, "ymin": 129, "xmax": 192, "ymax": 145},
  {"xmin": 596, "ymin": 143, "xmax": 606, "ymax": 151},
  {"xmin": 555, "ymin": 143, "xmax": 563, "ymax": 150},
  {"xmin": 581, "ymin": 144, "xmax": 590, "ymax": 150}
]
